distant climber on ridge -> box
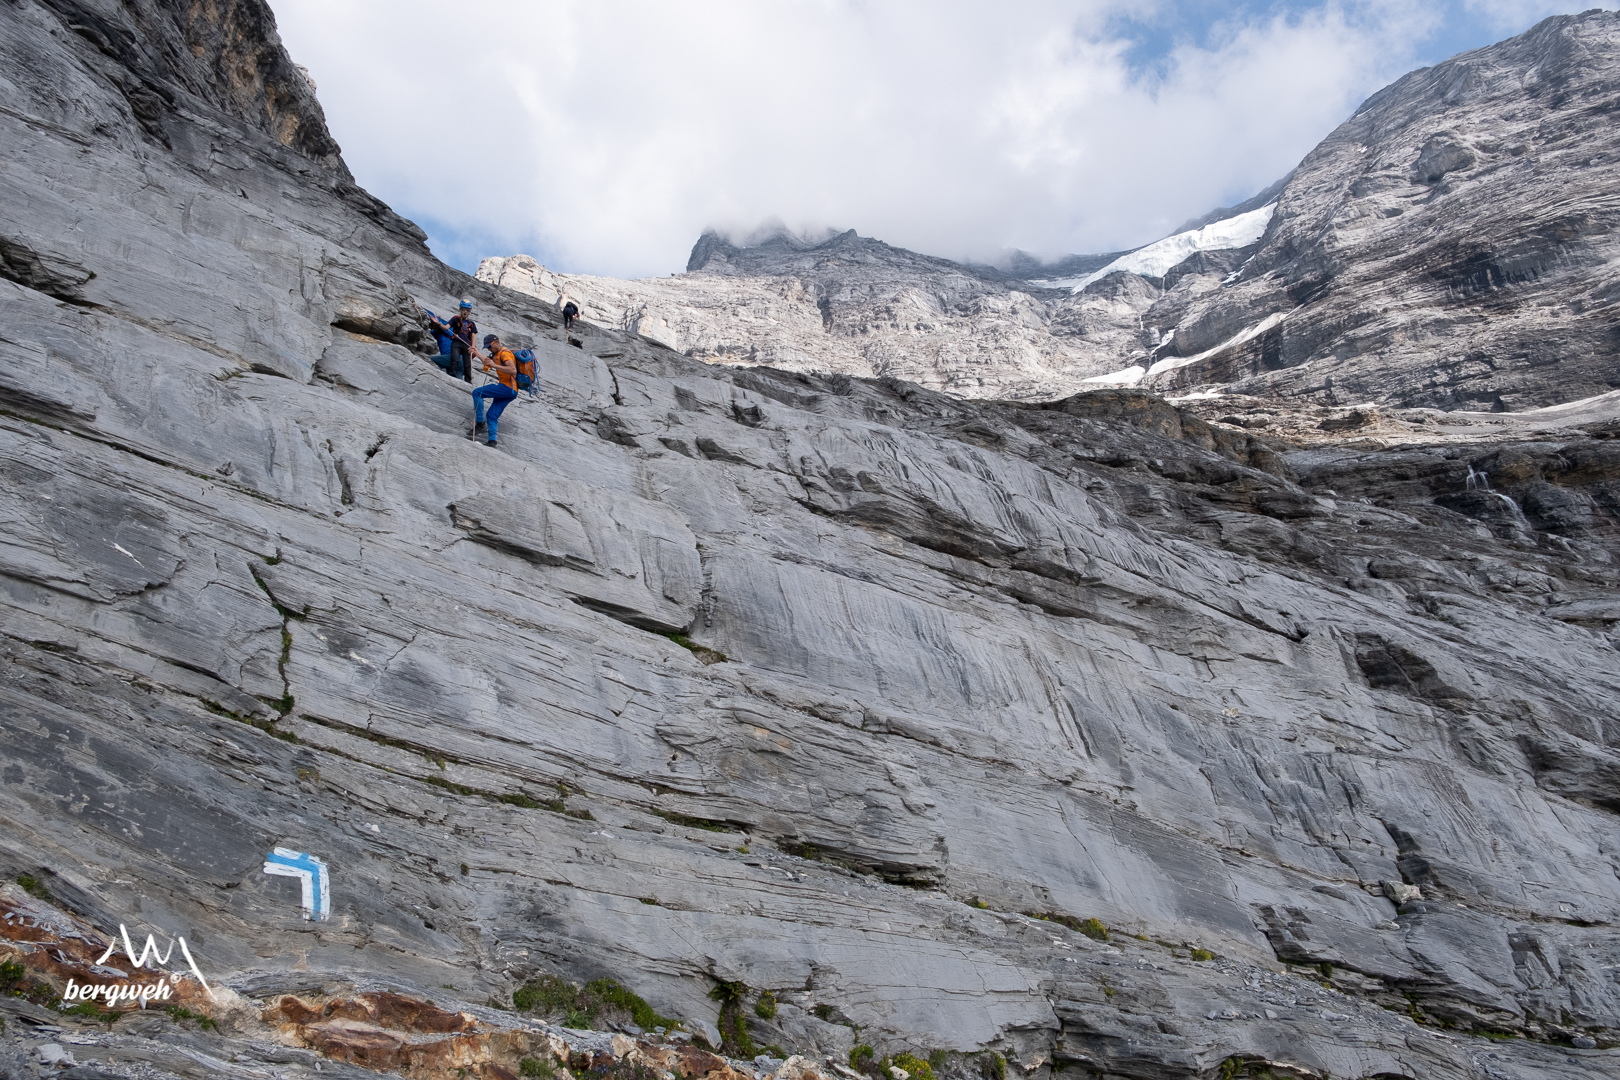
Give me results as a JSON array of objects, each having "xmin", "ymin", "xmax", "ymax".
[
  {"xmin": 448, "ymin": 299, "xmax": 478, "ymax": 383},
  {"xmin": 470, "ymin": 334, "xmax": 518, "ymax": 447},
  {"xmin": 560, "ymin": 296, "xmax": 579, "ymax": 331}
]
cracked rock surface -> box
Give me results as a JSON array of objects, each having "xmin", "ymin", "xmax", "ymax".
[{"xmin": 2, "ymin": 3, "xmax": 1620, "ymax": 1080}]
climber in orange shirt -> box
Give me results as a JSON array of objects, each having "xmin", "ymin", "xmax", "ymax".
[{"xmin": 469, "ymin": 334, "xmax": 519, "ymax": 447}]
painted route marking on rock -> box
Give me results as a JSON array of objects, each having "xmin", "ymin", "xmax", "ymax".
[{"xmin": 262, "ymin": 847, "xmax": 330, "ymax": 920}]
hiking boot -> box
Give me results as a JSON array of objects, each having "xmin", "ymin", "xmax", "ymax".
[
  {"xmin": 485, "ymin": 439, "xmax": 499, "ymax": 447},
  {"xmin": 474, "ymin": 421, "xmax": 487, "ymax": 434}
]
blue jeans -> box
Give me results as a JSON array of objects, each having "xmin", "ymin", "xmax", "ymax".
[
  {"xmin": 430, "ymin": 352, "xmax": 458, "ymax": 376},
  {"xmin": 473, "ymin": 383, "xmax": 517, "ymax": 440}
]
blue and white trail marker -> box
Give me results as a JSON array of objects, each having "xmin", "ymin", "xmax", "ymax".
[{"xmin": 262, "ymin": 847, "xmax": 330, "ymax": 920}]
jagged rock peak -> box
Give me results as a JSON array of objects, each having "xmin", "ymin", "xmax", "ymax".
[
  {"xmin": 683, "ymin": 224, "xmax": 1006, "ymax": 281},
  {"xmin": 48, "ymin": 0, "xmax": 349, "ymax": 173},
  {"xmin": 686, "ymin": 225, "xmax": 857, "ymax": 272}
]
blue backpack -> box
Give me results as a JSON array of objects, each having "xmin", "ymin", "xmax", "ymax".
[{"xmin": 514, "ymin": 348, "xmax": 537, "ymax": 390}]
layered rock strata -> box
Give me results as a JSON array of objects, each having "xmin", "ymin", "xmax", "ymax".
[{"xmin": 2, "ymin": 3, "xmax": 1620, "ymax": 1080}]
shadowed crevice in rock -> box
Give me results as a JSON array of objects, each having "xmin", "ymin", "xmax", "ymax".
[{"xmin": 0, "ymin": 236, "xmax": 95, "ymax": 302}]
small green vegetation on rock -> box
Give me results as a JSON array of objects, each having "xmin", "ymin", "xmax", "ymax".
[
  {"xmin": 656, "ymin": 810, "xmax": 735, "ymax": 833},
  {"xmin": 850, "ymin": 1045, "xmax": 875, "ymax": 1071},
  {"xmin": 59, "ymin": 1000, "xmax": 124, "ymax": 1024},
  {"xmin": 708, "ymin": 980, "xmax": 747, "ymax": 1004},
  {"xmin": 708, "ymin": 980, "xmax": 757, "ymax": 1056},
  {"xmin": 514, "ymin": 975, "xmax": 575, "ymax": 1015},
  {"xmin": 1023, "ymin": 911, "xmax": 1108, "ymax": 941},
  {"xmin": 520, "ymin": 1057, "xmax": 558, "ymax": 1079},
  {"xmin": 2, "ymin": 961, "xmax": 54, "ymax": 1009},
  {"xmin": 1403, "ymin": 992, "xmax": 1427, "ymax": 1024},
  {"xmin": 1191, "ymin": 948, "xmax": 1216, "ymax": 962},
  {"xmin": 512, "ymin": 974, "xmax": 677, "ymax": 1032},
  {"xmin": 891, "ymin": 1052, "xmax": 936, "ymax": 1080},
  {"xmin": 425, "ymin": 775, "xmax": 480, "ymax": 797},
  {"xmin": 754, "ymin": 990, "xmax": 777, "ymax": 1019},
  {"xmin": 664, "ymin": 633, "xmax": 728, "ymax": 665},
  {"xmin": 986, "ymin": 1053, "xmax": 1006, "ymax": 1080},
  {"xmin": 15, "ymin": 874, "xmax": 51, "ymax": 902},
  {"xmin": 165, "ymin": 1004, "xmax": 217, "ymax": 1030}
]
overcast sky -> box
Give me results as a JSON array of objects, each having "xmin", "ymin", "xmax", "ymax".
[{"xmin": 272, "ymin": 0, "xmax": 1614, "ymax": 279}]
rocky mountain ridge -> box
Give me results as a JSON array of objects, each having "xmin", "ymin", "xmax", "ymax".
[
  {"xmin": 2, "ymin": 3, "xmax": 1620, "ymax": 1080},
  {"xmin": 477, "ymin": 228, "xmax": 1122, "ymax": 401},
  {"xmin": 483, "ymin": 12, "xmax": 1619, "ymax": 413}
]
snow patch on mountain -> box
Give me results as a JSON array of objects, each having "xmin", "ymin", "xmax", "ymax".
[
  {"xmin": 1071, "ymin": 202, "xmax": 1277, "ymax": 293},
  {"xmin": 1080, "ymin": 364, "xmax": 1146, "ymax": 387}
]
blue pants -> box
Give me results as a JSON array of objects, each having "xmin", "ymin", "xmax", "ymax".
[
  {"xmin": 473, "ymin": 383, "xmax": 517, "ymax": 441},
  {"xmin": 430, "ymin": 352, "xmax": 458, "ymax": 376}
]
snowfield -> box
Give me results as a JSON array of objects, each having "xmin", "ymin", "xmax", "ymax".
[{"xmin": 1071, "ymin": 202, "xmax": 1277, "ymax": 293}]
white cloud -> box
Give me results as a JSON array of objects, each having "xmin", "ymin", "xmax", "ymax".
[{"xmin": 268, "ymin": 0, "xmax": 1614, "ymax": 278}]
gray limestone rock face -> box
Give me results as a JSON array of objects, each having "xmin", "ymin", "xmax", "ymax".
[{"xmin": 2, "ymin": 3, "xmax": 1620, "ymax": 1080}]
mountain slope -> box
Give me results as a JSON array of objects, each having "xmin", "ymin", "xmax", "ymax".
[
  {"xmin": 484, "ymin": 12, "xmax": 1620, "ymax": 412},
  {"xmin": 2, "ymin": 3, "xmax": 1620, "ymax": 1080},
  {"xmin": 1144, "ymin": 9, "xmax": 1620, "ymax": 410}
]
